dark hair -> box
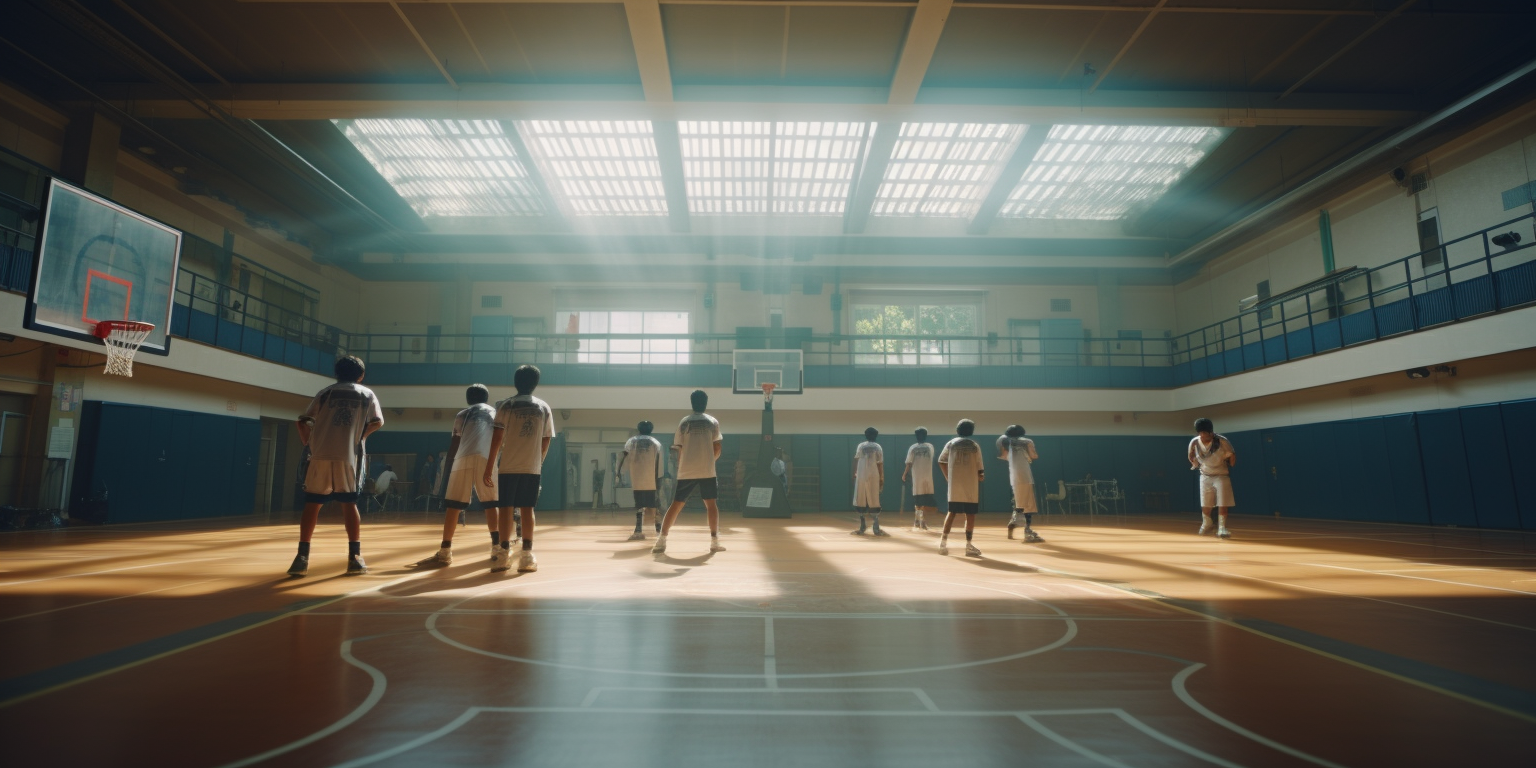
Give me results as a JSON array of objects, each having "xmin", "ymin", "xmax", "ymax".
[
  {"xmin": 334, "ymin": 355, "xmax": 365, "ymax": 382},
  {"xmin": 513, "ymin": 364, "xmax": 541, "ymax": 394},
  {"xmin": 1194, "ymin": 418, "xmax": 1214, "ymax": 433},
  {"xmin": 914, "ymin": 427, "xmax": 928, "ymax": 442},
  {"xmin": 956, "ymin": 419, "xmax": 975, "ymax": 437},
  {"xmin": 1005, "ymin": 424, "xmax": 1025, "ymax": 438},
  {"xmin": 864, "ymin": 427, "xmax": 879, "ymax": 440},
  {"xmin": 638, "ymin": 420, "xmax": 654, "ymax": 434},
  {"xmin": 466, "ymin": 384, "xmax": 490, "ymax": 404},
  {"xmin": 690, "ymin": 389, "xmax": 708, "ymax": 412},
  {"xmin": 385, "ymin": 464, "xmax": 393, "ymax": 471}
]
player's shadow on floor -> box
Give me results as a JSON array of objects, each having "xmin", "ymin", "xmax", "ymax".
[
  {"xmin": 609, "ymin": 545, "xmax": 657, "ymax": 560},
  {"xmin": 965, "ymin": 557, "xmax": 1039, "ymax": 574},
  {"xmin": 652, "ymin": 551, "xmax": 716, "ymax": 567},
  {"xmin": 271, "ymin": 573, "xmax": 355, "ymax": 590},
  {"xmin": 377, "ymin": 563, "xmax": 527, "ymax": 596}
]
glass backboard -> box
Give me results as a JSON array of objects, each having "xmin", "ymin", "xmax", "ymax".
[
  {"xmin": 732, "ymin": 349, "xmax": 803, "ymax": 395},
  {"xmin": 26, "ymin": 178, "xmax": 181, "ymax": 355}
]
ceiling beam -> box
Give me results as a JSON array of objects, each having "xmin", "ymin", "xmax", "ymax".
[
  {"xmin": 843, "ymin": 121, "xmax": 902, "ymax": 235},
  {"xmin": 96, "ymin": 84, "xmax": 1426, "ymax": 127},
  {"xmin": 623, "ymin": 0, "xmax": 673, "ymax": 103},
  {"xmin": 497, "ymin": 120, "xmax": 565, "ymax": 223},
  {"xmin": 237, "ymin": 0, "xmax": 1519, "ymax": 16},
  {"xmin": 1280, "ymin": 0, "xmax": 1416, "ymax": 99},
  {"xmin": 888, "ymin": 0, "xmax": 952, "ymax": 105},
  {"xmin": 388, "ymin": 2, "xmax": 458, "ymax": 90},
  {"xmin": 651, "ymin": 121, "xmax": 691, "ymax": 232},
  {"xmin": 966, "ymin": 124, "xmax": 1051, "ymax": 236},
  {"xmin": 1086, "ymin": 0, "xmax": 1167, "ymax": 94}
]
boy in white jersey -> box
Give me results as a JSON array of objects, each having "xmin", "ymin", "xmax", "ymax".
[
  {"xmin": 997, "ymin": 424, "xmax": 1042, "ymax": 543},
  {"xmin": 850, "ymin": 427, "xmax": 888, "ymax": 536},
  {"xmin": 484, "ymin": 365, "xmax": 555, "ymax": 572},
  {"xmin": 415, "ymin": 385, "xmax": 501, "ymax": 567},
  {"xmin": 1188, "ymin": 417, "xmax": 1236, "ymax": 539},
  {"xmin": 618, "ymin": 420, "xmax": 665, "ymax": 540},
  {"xmin": 289, "ymin": 356, "xmax": 384, "ymax": 577},
  {"xmin": 902, "ymin": 427, "xmax": 936, "ymax": 532},
  {"xmin": 652, "ymin": 389, "xmax": 726, "ymax": 555},
  {"xmin": 938, "ymin": 419, "xmax": 985, "ymax": 558}
]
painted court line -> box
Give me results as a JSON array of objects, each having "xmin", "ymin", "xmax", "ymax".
[
  {"xmin": 1206, "ymin": 568, "xmax": 1536, "ymax": 633},
  {"xmin": 0, "ymin": 579, "xmax": 222, "ymax": 623},
  {"xmin": 0, "ymin": 558, "xmax": 222, "ymax": 588},
  {"xmin": 1173, "ymin": 664, "xmax": 1350, "ymax": 768},
  {"xmin": 1301, "ymin": 562, "xmax": 1536, "ymax": 596}
]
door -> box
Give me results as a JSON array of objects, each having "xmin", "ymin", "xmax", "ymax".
[{"xmin": 0, "ymin": 412, "xmax": 26, "ymax": 506}]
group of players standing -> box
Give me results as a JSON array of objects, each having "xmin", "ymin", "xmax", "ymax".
[{"xmin": 283, "ymin": 355, "xmax": 1240, "ymax": 577}]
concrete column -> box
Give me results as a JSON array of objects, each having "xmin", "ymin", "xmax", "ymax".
[
  {"xmin": 60, "ymin": 109, "xmax": 121, "ymax": 196},
  {"xmin": 1096, "ymin": 269, "xmax": 1121, "ymax": 337}
]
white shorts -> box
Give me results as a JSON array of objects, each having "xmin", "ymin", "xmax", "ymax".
[
  {"xmin": 304, "ymin": 459, "xmax": 363, "ymax": 502},
  {"xmin": 1199, "ymin": 475, "xmax": 1235, "ymax": 508},
  {"xmin": 1012, "ymin": 483, "xmax": 1037, "ymax": 513},
  {"xmin": 853, "ymin": 482, "xmax": 881, "ymax": 509},
  {"xmin": 445, "ymin": 455, "xmax": 498, "ymax": 508}
]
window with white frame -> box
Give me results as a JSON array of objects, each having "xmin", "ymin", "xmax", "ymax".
[
  {"xmin": 555, "ymin": 310, "xmax": 690, "ymax": 364},
  {"xmin": 851, "ymin": 301, "xmax": 980, "ymax": 365}
]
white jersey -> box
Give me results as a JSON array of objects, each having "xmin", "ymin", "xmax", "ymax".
[
  {"xmin": 674, "ymin": 412, "xmax": 722, "ymax": 480},
  {"xmin": 299, "ymin": 382, "xmax": 383, "ymax": 465},
  {"xmin": 905, "ymin": 442, "xmax": 935, "ymax": 494},
  {"xmin": 493, "ymin": 394, "xmax": 555, "ymax": 474},
  {"xmin": 939, "ymin": 437, "xmax": 984, "ymax": 504},
  {"xmin": 996, "ymin": 436, "xmax": 1038, "ymax": 489},
  {"xmin": 623, "ymin": 435, "xmax": 664, "ymax": 491},
  {"xmin": 452, "ymin": 403, "xmax": 498, "ymax": 461},
  {"xmin": 1189, "ymin": 435, "xmax": 1235, "ymax": 476},
  {"xmin": 853, "ymin": 441, "xmax": 883, "ymax": 507}
]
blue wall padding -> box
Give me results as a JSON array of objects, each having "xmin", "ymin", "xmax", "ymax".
[
  {"xmin": 1499, "ymin": 400, "xmax": 1536, "ymax": 529},
  {"xmin": 1380, "ymin": 415, "xmax": 1432, "ymax": 525},
  {"xmin": 1457, "ymin": 404, "xmax": 1521, "ymax": 530},
  {"xmin": 1416, "ymin": 409, "xmax": 1479, "ymax": 527}
]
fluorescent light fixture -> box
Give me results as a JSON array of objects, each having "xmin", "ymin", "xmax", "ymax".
[
  {"xmin": 872, "ymin": 123, "xmax": 1026, "ymax": 218},
  {"xmin": 679, "ymin": 122, "xmax": 870, "ymax": 215},
  {"xmin": 334, "ymin": 118, "xmax": 546, "ymax": 217},
  {"xmin": 515, "ymin": 120, "xmax": 668, "ymax": 216},
  {"xmin": 1000, "ymin": 125, "xmax": 1228, "ymax": 220}
]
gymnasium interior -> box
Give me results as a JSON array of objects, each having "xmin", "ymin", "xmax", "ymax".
[{"xmin": 1, "ymin": 1, "xmax": 1535, "ymax": 766}]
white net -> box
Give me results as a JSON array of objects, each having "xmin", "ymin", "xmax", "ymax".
[{"xmin": 101, "ymin": 323, "xmax": 154, "ymax": 377}]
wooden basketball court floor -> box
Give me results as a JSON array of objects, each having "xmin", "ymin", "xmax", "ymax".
[{"xmin": 2, "ymin": 510, "xmax": 1534, "ymax": 767}]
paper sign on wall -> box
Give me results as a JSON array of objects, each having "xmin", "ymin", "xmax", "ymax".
[{"xmin": 746, "ymin": 487, "xmax": 774, "ymax": 508}]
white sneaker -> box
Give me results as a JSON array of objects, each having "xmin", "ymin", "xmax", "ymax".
[
  {"xmin": 415, "ymin": 548, "xmax": 452, "ymax": 567},
  {"xmin": 490, "ymin": 547, "xmax": 511, "ymax": 572},
  {"xmin": 628, "ymin": 531, "xmax": 647, "ymax": 541},
  {"xmin": 1217, "ymin": 527, "xmax": 1231, "ymax": 539},
  {"xmin": 651, "ymin": 535, "xmax": 667, "ymax": 555},
  {"xmin": 1197, "ymin": 522, "xmax": 1210, "ymax": 535},
  {"xmin": 490, "ymin": 543, "xmax": 500, "ymax": 561},
  {"xmin": 709, "ymin": 537, "xmax": 726, "ymax": 552},
  {"xmin": 517, "ymin": 550, "xmax": 538, "ymax": 572},
  {"xmin": 938, "ymin": 539, "xmax": 949, "ymax": 556},
  {"xmin": 965, "ymin": 543, "xmax": 983, "ymax": 558},
  {"xmin": 1024, "ymin": 530, "xmax": 1043, "ymax": 543}
]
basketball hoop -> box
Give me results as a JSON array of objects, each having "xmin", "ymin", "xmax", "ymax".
[
  {"xmin": 93, "ymin": 320, "xmax": 155, "ymax": 377},
  {"xmin": 761, "ymin": 382, "xmax": 777, "ymax": 403}
]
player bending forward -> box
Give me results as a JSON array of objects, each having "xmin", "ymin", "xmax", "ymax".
[
  {"xmin": 289, "ymin": 355, "xmax": 384, "ymax": 577},
  {"xmin": 416, "ymin": 384, "xmax": 501, "ymax": 567},
  {"xmin": 653, "ymin": 389, "xmax": 726, "ymax": 555},
  {"xmin": 938, "ymin": 419, "xmax": 986, "ymax": 558},
  {"xmin": 618, "ymin": 420, "xmax": 665, "ymax": 540},
  {"xmin": 849, "ymin": 427, "xmax": 887, "ymax": 536},
  {"xmin": 484, "ymin": 365, "xmax": 555, "ymax": 573},
  {"xmin": 903, "ymin": 428, "xmax": 936, "ymax": 531},
  {"xmin": 997, "ymin": 425, "xmax": 1042, "ymax": 543},
  {"xmin": 1188, "ymin": 417, "xmax": 1236, "ymax": 539}
]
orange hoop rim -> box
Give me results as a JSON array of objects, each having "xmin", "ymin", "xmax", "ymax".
[
  {"xmin": 93, "ymin": 320, "xmax": 155, "ymax": 339},
  {"xmin": 760, "ymin": 383, "xmax": 777, "ymax": 395}
]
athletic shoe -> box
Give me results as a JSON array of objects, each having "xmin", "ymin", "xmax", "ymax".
[
  {"xmin": 938, "ymin": 539, "xmax": 949, "ymax": 556},
  {"xmin": 849, "ymin": 528, "xmax": 867, "ymax": 536},
  {"xmin": 347, "ymin": 554, "xmax": 369, "ymax": 575},
  {"xmin": 1217, "ymin": 527, "xmax": 1231, "ymax": 539},
  {"xmin": 710, "ymin": 538, "xmax": 726, "ymax": 552},
  {"xmin": 287, "ymin": 554, "xmax": 308, "ymax": 577},
  {"xmin": 415, "ymin": 549, "xmax": 452, "ymax": 567},
  {"xmin": 628, "ymin": 531, "xmax": 647, "ymax": 541},
  {"xmin": 872, "ymin": 528, "xmax": 890, "ymax": 537},
  {"xmin": 490, "ymin": 544, "xmax": 499, "ymax": 562},
  {"xmin": 651, "ymin": 535, "xmax": 667, "ymax": 555},
  {"xmin": 491, "ymin": 547, "xmax": 511, "ymax": 572},
  {"xmin": 1007, "ymin": 523, "xmax": 1016, "ymax": 540},
  {"xmin": 1024, "ymin": 529, "xmax": 1043, "ymax": 543},
  {"xmin": 1197, "ymin": 522, "xmax": 1210, "ymax": 535},
  {"xmin": 965, "ymin": 543, "xmax": 983, "ymax": 558},
  {"xmin": 517, "ymin": 550, "xmax": 538, "ymax": 572}
]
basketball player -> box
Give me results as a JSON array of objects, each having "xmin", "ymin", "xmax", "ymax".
[
  {"xmin": 415, "ymin": 384, "xmax": 500, "ymax": 567},
  {"xmin": 652, "ymin": 389, "xmax": 726, "ymax": 555},
  {"xmin": 618, "ymin": 420, "xmax": 664, "ymax": 540},
  {"xmin": 850, "ymin": 427, "xmax": 887, "ymax": 536},
  {"xmin": 902, "ymin": 427, "xmax": 936, "ymax": 531},
  {"xmin": 938, "ymin": 419, "xmax": 985, "ymax": 558},
  {"xmin": 997, "ymin": 425, "xmax": 1042, "ymax": 543},
  {"xmin": 1188, "ymin": 418, "xmax": 1235, "ymax": 539},
  {"xmin": 483, "ymin": 365, "xmax": 555, "ymax": 572},
  {"xmin": 289, "ymin": 355, "xmax": 383, "ymax": 577}
]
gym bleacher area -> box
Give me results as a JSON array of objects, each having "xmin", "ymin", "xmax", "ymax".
[{"xmin": 4, "ymin": 2, "xmax": 1536, "ymax": 766}]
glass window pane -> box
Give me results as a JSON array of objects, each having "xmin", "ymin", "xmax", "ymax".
[
  {"xmin": 333, "ymin": 118, "xmax": 546, "ymax": 217},
  {"xmin": 873, "ymin": 123, "xmax": 1026, "ymax": 218},
  {"xmin": 1000, "ymin": 125, "xmax": 1227, "ymax": 220}
]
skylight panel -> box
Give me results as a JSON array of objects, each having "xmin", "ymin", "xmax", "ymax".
[
  {"xmin": 999, "ymin": 125, "xmax": 1228, "ymax": 220},
  {"xmin": 872, "ymin": 123, "xmax": 1026, "ymax": 218},
  {"xmin": 515, "ymin": 120, "xmax": 668, "ymax": 216},
  {"xmin": 334, "ymin": 118, "xmax": 545, "ymax": 217},
  {"xmin": 679, "ymin": 122, "xmax": 869, "ymax": 215}
]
